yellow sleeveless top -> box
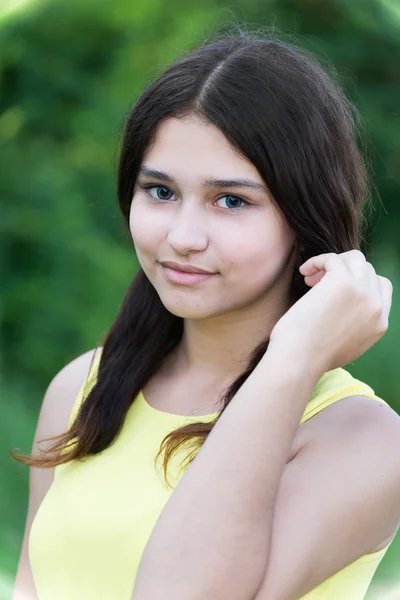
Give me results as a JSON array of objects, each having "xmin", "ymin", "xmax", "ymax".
[{"xmin": 29, "ymin": 348, "xmax": 395, "ymax": 600}]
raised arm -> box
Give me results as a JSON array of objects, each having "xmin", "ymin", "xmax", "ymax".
[
  {"xmin": 131, "ymin": 343, "xmax": 321, "ymax": 599},
  {"xmin": 130, "ymin": 251, "xmax": 396, "ymax": 600}
]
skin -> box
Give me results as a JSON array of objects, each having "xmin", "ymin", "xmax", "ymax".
[
  {"xmin": 127, "ymin": 115, "xmax": 400, "ymax": 600},
  {"xmin": 129, "ymin": 114, "xmax": 297, "ymax": 391}
]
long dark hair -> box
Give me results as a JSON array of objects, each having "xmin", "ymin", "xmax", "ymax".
[{"xmin": 11, "ymin": 27, "xmax": 373, "ymax": 487}]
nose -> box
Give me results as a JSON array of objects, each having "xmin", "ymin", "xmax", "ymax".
[{"xmin": 166, "ymin": 203, "xmax": 209, "ymax": 254}]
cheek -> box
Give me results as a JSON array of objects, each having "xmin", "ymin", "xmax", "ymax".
[
  {"xmin": 221, "ymin": 230, "xmax": 293, "ymax": 289},
  {"xmin": 129, "ymin": 201, "xmax": 163, "ymax": 251}
]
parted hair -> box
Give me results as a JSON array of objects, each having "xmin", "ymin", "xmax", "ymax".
[{"xmin": 12, "ymin": 25, "xmax": 373, "ymax": 487}]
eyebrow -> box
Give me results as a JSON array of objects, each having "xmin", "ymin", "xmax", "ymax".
[{"xmin": 138, "ymin": 166, "xmax": 269, "ymax": 193}]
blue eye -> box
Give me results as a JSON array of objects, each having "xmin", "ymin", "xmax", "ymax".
[
  {"xmin": 144, "ymin": 185, "xmax": 174, "ymax": 200},
  {"xmin": 216, "ymin": 194, "xmax": 248, "ymax": 210},
  {"xmin": 140, "ymin": 185, "xmax": 249, "ymax": 210}
]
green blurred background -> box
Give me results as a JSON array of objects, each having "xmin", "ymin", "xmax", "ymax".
[{"xmin": 1, "ymin": 0, "xmax": 400, "ymax": 598}]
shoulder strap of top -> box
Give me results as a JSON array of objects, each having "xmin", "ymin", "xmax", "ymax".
[
  {"xmin": 300, "ymin": 367, "xmax": 389, "ymax": 424},
  {"xmin": 66, "ymin": 353, "xmax": 389, "ymax": 429},
  {"xmin": 67, "ymin": 347, "xmax": 103, "ymax": 431}
]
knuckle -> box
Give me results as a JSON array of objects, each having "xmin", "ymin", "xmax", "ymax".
[
  {"xmin": 377, "ymin": 317, "xmax": 389, "ymax": 335},
  {"xmin": 350, "ymin": 249, "xmax": 366, "ymax": 260},
  {"xmin": 341, "ymin": 277, "xmax": 356, "ymax": 296},
  {"xmin": 379, "ymin": 275, "xmax": 393, "ymax": 289},
  {"xmin": 370, "ymin": 302, "xmax": 383, "ymax": 318}
]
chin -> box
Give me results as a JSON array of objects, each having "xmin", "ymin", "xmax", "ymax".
[
  {"xmin": 161, "ymin": 303, "xmax": 214, "ymax": 320},
  {"xmin": 157, "ymin": 294, "xmax": 221, "ymax": 320}
]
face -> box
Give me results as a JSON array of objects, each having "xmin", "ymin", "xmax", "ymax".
[{"xmin": 129, "ymin": 115, "xmax": 297, "ymax": 320}]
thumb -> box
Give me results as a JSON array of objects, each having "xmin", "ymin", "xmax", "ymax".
[
  {"xmin": 299, "ymin": 253, "xmax": 347, "ymax": 277},
  {"xmin": 303, "ymin": 270, "xmax": 326, "ymax": 287}
]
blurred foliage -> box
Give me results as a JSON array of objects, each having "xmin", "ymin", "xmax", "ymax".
[{"xmin": 1, "ymin": 0, "xmax": 399, "ymax": 597}]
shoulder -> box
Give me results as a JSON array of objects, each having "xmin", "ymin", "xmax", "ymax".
[
  {"xmin": 295, "ymin": 368, "xmax": 395, "ymax": 458},
  {"xmin": 29, "ymin": 347, "xmax": 101, "ymax": 514},
  {"xmin": 304, "ymin": 393, "xmax": 400, "ymax": 441},
  {"xmin": 37, "ymin": 347, "xmax": 102, "ymax": 450},
  {"xmin": 49, "ymin": 347, "xmax": 101, "ymax": 408},
  {"xmin": 54, "ymin": 347, "xmax": 100, "ymax": 386},
  {"xmin": 18, "ymin": 348, "xmax": 102, "ymax": 589},
  {"xmin": 304, "ymin": 394, "xmax": 400, "ymax": 547},
  {"xmin": 254, "ymin": 395, "xmax": 400, "ymax": 600},
  {"xmin": 300, "ymin": 390, "xmax": 400, "ymax": 468}
]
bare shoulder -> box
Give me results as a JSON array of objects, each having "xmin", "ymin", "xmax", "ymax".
[
  {"xmin": 32, "ymin": 346, "xmax": 102, "ymax": 489},
  {"xmin": 301, "ymin": 394, "xmax": 400, "ymax": 442},
  {"xmin": 253, "ymin": 396, "xmax": 400, "ymax": 600},
  {"xmin": 37, "ymin": 347, "xmax": 101, "ymax": 445},
  {"xmin": 302, "ymin": 394, "xmax": 400, "ymax": 548}
]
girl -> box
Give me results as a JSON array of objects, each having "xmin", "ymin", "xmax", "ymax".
[{"xmin": 13, "ymin": 29, "xmax": 400, "ymax": 600}]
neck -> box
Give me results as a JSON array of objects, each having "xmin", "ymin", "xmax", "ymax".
[{"xmin": 171, "ymin": 290, "xmax": 292, "ymax": 387}]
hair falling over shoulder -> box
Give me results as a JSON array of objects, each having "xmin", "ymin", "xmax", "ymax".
[{"xmin": 11, "ymin": 24, "xmax": 373, "ymax": 488}]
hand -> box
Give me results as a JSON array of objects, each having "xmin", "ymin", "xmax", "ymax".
[{"xmin": 269, "ymin": 250, "xmax": 393, "ymax": 373}]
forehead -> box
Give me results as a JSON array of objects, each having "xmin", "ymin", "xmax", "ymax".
[{"xmin": 142, "ymin": 115, "xmax": 263, "ymax": 183}]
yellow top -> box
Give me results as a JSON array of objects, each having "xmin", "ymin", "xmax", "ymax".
[{"xmin": 29, "ymin": 348, "xmax": 394, "ymax": 600}]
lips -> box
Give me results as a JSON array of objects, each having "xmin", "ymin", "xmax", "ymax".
[
  {"xmin": 162, "ymin": 265, "xmax": 215, "ymax": 286},
  {"xmin": 160, "ymin": 261, "xmax": 214, "ymax": 274}
]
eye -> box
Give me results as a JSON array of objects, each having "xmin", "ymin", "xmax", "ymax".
[
  {"xmin": 216, "ymin": 194, "xmax": 249, "ymax": 210},
  {"xmin": 139, "ymin": 185, "xmax": 250, "ymax": 210},
  {"xmin": 141, "ymin": 184, "xmax": 174, "ymax": 201}
]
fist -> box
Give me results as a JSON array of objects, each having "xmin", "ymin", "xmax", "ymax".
[{"xmin": 269, "ymin": 250, "xmax": 393, "ymax": 373}]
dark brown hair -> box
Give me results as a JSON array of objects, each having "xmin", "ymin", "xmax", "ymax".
[{"xmin": 11, "ymin": 26, "xmax": 373, "ymax": 487}]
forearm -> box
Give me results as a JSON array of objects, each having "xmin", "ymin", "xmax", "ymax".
[
  {"xmin": 12, "ymin": 558, "xmax": 39, "ymax": 600},
  {"xmin": 132, "ymin": 343, "xmax": 323, "ymax": 600}
]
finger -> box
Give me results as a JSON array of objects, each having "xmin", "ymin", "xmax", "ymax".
[
  {"xmin": 345, "ymin": 257, "xmax": 377, "ymax": 287},
  {"xmin": 301, "ymin": 250, "xmax": 366, "ymax": 276},
  {"xmin": 300, "ymin": 250, "xmax": 366, "ymax": 282},
  {"xmin": 303, "ymin": 270, "xmax": 326, "ymax": 286},
  {"xmin": 338, "ymin": 249, "xmax": 367, "ymax": 263},
  {"xmin": 346, "ymin": 249, "xmax": 367, "ymax": 262},
  {"xmin": 377, "ymin": 276, "xmax": 393, "ymax": 328},
  {"xmin": 364, "ymin": 262, "xmax": 382, "ymax": 298},
  {"xmin": 299, "ymin": 253, "xmax": 349, "ymax": 277}
]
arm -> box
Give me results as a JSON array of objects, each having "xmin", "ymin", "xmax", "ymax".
[
  {"xmin": 252, "ymin": 395, "xmax": 400, "ymax": 600},
  {"xmin": 12, "ymin": 509, "xmax": 41, "ymax": 600},
  {"xmin": 12, "ymin": 349, "xmax": 99, "ymax": 600},
  {"xmin": 131, "ymin": 251, "xmax": 396, "ymax": 600},
  {"xmin": 131, "ymin": 343, "xmax": 322, "ymax": 600}
]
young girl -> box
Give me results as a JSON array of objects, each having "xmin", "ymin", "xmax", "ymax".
[{"xmin": 13, "ymin": 29, "xmax": 400, "ymax": 600}]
